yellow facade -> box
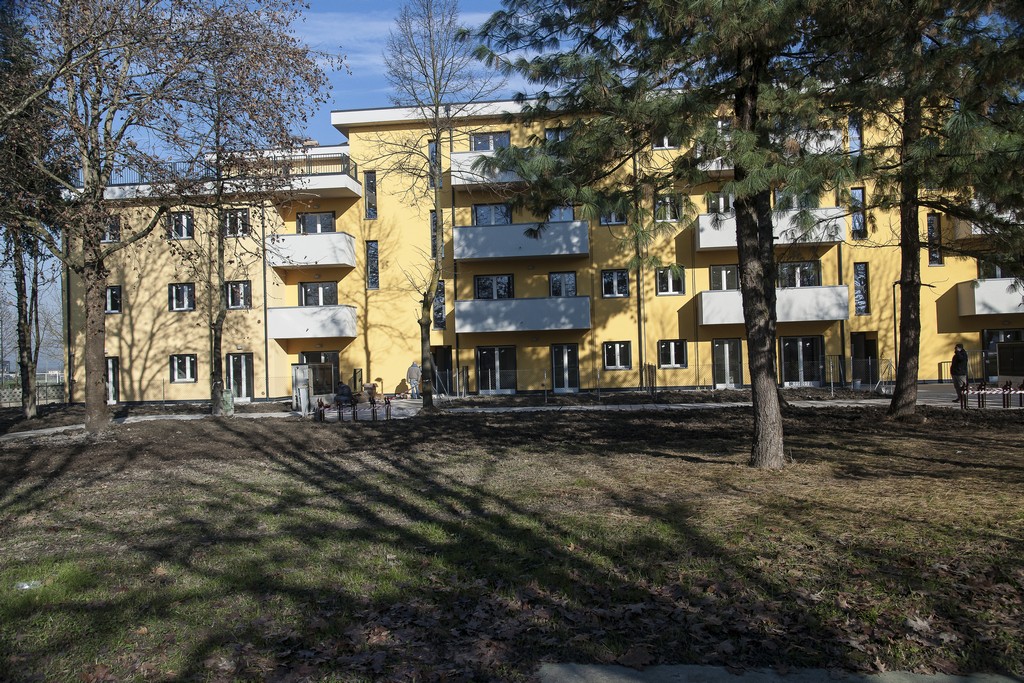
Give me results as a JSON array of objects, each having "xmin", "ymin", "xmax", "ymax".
[{"xmin": 65, "ymin": 103, "xmax": 1024, "ymax": 403}]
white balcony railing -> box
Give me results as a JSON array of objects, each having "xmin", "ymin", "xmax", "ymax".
[
  {"xmin": 450, "ymin": 150, "xmax": 522, "ymax": 187},
  {"xmin": 696, "ymin": 208, "xmax": 845, "ymax": 250},
  {"xmin": 266, "ymin": 231, "xmax": 357, "ymax": 269},
  {"xmin": 455, "ymin": 297, "xmax": 591, "ymax": 333},
  {"xmin": 699, "ymin": 286, "xmax": 850, "ymax": 325},
  {"xmin": 267, "ymin": 305, "xmax": 357, "ymax": 339},
  {"xmin": 957, "ymin": 279, "xmax": 1024, "ymax": 316},
  {"xmin": 454, "ymin": 220, "xmax": 589, "ymax": 261}
]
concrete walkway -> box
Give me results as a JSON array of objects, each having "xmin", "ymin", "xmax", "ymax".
[{"xmin": 539, "ymin": 664, "xmax": 1021, "ymax": 683}]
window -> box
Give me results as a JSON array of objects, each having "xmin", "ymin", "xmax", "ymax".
[
  {"xmin": 850, "ymin": 187, "xmax": 867, "ymax": 239},
  {"xmin": 364, "ymin": 171, "xmax": 377, "ymax": 219},
  {"xmin": 979, "ymin": 260, "xmax": 1013, "ymax": 279},
  {"xmin": 221, "ymin": 208, "xmax": 250, "ymax": 237},
  {"xmin": 773, "ymin": 188, "xmax": 819, "ymax": 210},
  {"xmin": 545, "ymin": 127, "xmax": 570, "ymax": 142},
  {"xmin": 102, "ymin": 217, "xmax": 121, "ymax": 243},
  {"xmin": 710, "ymin": 265, "xmax": 739, "ymax": 291},
  {"xmin": 778, "ymin": 261, "xmax": 822, "ymax": 288},
  {"xmin": 428, "ymin": 140, "xmax": 441, "ymax": 189},
  {"xmin": 474, "ymin": 274, "xmax": 514, "ymax": 300},
  {"xmin": 603, "ymin": 341, "xmax": 632, "ymax": 370},
  {"xmin": 169, "ymin": 354, "xmax": 197, "ymax": 383},
  {"xmin": 299, "ymin": 281, "xmax": 338, "ymax": 306},
  {"xmin": 433, "ymin": 279, "xmax": 446, "ymax": 329},
  {"xmin": 602, "ymin": 269, "xmax": 629, "ymax": 298},
  {"xmin": 658, "ymin": 340, "xmax": 687, "ymax": 368},
  {"xmin": 105, "ymin": 286, "xmax": 122, "ymax": 314},
  {"xmin": 853, "ymin": 262, "xmax": 870, "ymax": 315},
  {"xmin": 927, "ymin": 214, "xmax": 943, "ymax": 265},
  {"xmin": 548, "ymin": 205, "xmax": 574, "ymax": 222},
  {"xmin": 654, "ymin": 194, "xmax": 681, "ymax": 222},
  {"xmin": 296, "ymin": 212, "xmax": 335, "ymax": 234},
  {"xmin": 652, "ymin": 128, "xmax": 681, "ymax": 149},
  {"xmin": 848, "ymin": 114, "xmax": 862, "ymax": 157},
  {"xmin": 600, "ymin": 210, "xmax": 627, "ymax": 225},
  {"xmin": 168, "ymin": 283, "xmax": 195, "ymax": 311},
  {"xmin": 550, "ymin": 271, "xmax": 577, "ymax": 297},
  {"xmin": 656, "ymin": 267, "xmax": 685, "ymax": 295},
  {"xmin": 706, "ymin": 192, "xmax": 733, "ymax": 214},
  {"xmin": 471, "ymin": 131, "xmax": 510, "ymax": 151},
  {"xmin": 430, "ymin": 210, "xmax": 439, "ymax": 259},
  {"xmin": 472, "ymin": 203, "xmax": 511, "ymax": 226},
  {"xmin": 226, "ymin": 280, "xmax": 252, "ymax": 310},
  {"xmin": 365, "ymin": 240, "xmax": 379, "ymax": 289},
  {"xmin": 168, "ymin": 211, "xmax": 194, "ymax": 239}
]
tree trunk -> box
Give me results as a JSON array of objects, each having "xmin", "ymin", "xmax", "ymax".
[
  {"xmin": 81, "ymin": 260, "xmax": 110, "ymax": 431},
  {"xmin": 734, "ymin": 51, "xmax": 785, "ymax": 470},
  {"xmin": 12, "ymin": 232, "xmax": 38, "ymax": 419},
  {"xmin": 418, "ymin": 295, "xmax": 435, "ymax": 409},
  {"xmin": 888, "ymin": 94, "xmax": 923, "ymax": 418},
  {"xmin": 210, "ymin": 224, "xmax": 226, "ymax": 416}
]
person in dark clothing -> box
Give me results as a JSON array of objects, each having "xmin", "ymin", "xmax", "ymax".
[
  {"xmin": 335, "ymin": 382, "xmax": 354, "ymax": 409},
  {"xmin": 951, "ymin": 343, "xmax": 969, "ymax": 402}
]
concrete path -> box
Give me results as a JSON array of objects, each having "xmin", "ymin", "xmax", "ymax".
[{"xmin": 538, "ymin": 664, "xmax": 1021, "ymax": 683}]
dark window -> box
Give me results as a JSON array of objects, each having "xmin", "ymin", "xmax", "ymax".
[
  {"xmin": 853, "ymin": 262, "xmax": 870, "ymax": 315},
  {"xmin": 656, "ymin": 267, "xmax": 685, "ymax": 295},
  {"xmin": 603, "ymin": 341, "xmax": 632, "ymax": 370},
  {"xmin": 472, "ymin": 203, "xmax": 511, "ymax": 226},
  {"xmin": 706, "ymin": 192, "xmax": 732, "ymax": 214},
  {"xmin": 102, "ymin": 217, "xmax": 121, "ymax": 243},
  {"xmin": 927, "ymin": 214, "xmax": 943, "ymax": 265},
  {"xmin": 226, "ymin": 280, "xmax": 252, "ymax": 310},
  {"xmin": 653, "ymin": 128, "xmax": 681, "ymax": 149},
  {"xmin": 433, "ymin": 280, "xmax": 446, "ymax": 329},
  {"xmin": 545, "ymin": 127, "xmax": 570, "ymax": 142},
  {"xmin": 548, "ymin": 205, "xmax": 574, "ymax": 222},
  {"xmin": 168, "ymin": 283, "xmax": 196, "ymax": 311},
  {"xmin": 474, "ymin": 275, "xmax": 514, "ymax": 300},
  {"xmin": 710, "ymin": 265, "xmax": 739, "ymax": 291},
  {"xmin": 851, "ymin": 187, "xmax": 867, "ymax": 239},
  {"xmin": 430, "ymin": 210, "xmax": 438, "ymax": 259},
  {"xmin": 296, "ymin": 212, "xmax": 335, "ymax": 234},
  {"xmin": 366, "ymin": 240, "xmax": 379, "ymax": 289},
  {"xmin": 600, "ymin": 210, "xmax": 626, "ymax": 225},
  {"xmin": 299, "ymin": 282, "xmax": 338, "ymax": 306},
  {"xmin": 471, "ymin": 131, "xmax": 510, "ymax": 151},
  {"xmin": 848, "ymin": 114, "xmax": 862, "ymax": 156},
  {"xmin": 655, "ymin": 194, "xmax": 681, "ymax": 222},
  {"xmin": 658, "ymin": 340, "xmax": 687, "ymax": 368},
  {"xmin": 428, "ymin": 140, "xmax": 441, "ymax": 189},
  {"xmin": 602, "ymin": 269, "xmax": 629, "ymax": 297},
  {"xmin": 550, "ymin": 271, "xmax": 577, "ymax": 297},
  {"xmin": 364, "ymin": 171, "xmax": 377, "ymax": 219},
  {"xmin": 222, "ymin": 208, "xmax": 250, "ymax": 237},
  {"xmin": 167, "ymin": 211, "xmax": 194, "ymax": 239},
  {"xmin": 778, "ymin": 261, "xmax": 822, "ymax": 288},
  {"xmin": 105, "ymin": 286, "xmax": 122, "ymax": 313}
]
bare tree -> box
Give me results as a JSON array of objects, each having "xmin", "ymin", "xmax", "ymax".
[{"xmin": 380, "ymin": 0, "xmax": 504, "ymax": 409}]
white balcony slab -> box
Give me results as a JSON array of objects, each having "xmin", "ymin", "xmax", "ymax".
[
  {"xmin": 696, "ymin": 208, "xmax": 845, "ymax": 250},
  {"xmin": 267, "ymin": 305, "xmax": 357, "ymax": 339},
  {"xmin": 450, "ymin": 150, "xmax": 522, "ymax": 187},
  {"xmin": 454, "ymin": 221, "xmax": 589, "ymax": 261},
  {"xmin": 699, "ymin": 286, "xmax": 850, "ymax": 325},
  {"xmin": 957, "ymin": 279, "xmax": 1024, "ymax": 316},
  {"xmin": 266, "ymin": 232, "xmax": 357, "ymax": 269},
  {"xmin": 455, "ymin": 297, "xmax": 591, "ymax": 333}
]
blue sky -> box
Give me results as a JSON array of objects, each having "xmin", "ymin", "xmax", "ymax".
[{"xmin": 300, "ymin": 0, "xmax": 511, "ymax": 145}]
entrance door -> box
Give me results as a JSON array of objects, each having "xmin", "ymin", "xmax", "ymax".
[
  {"xmin": 432, "ymin": 346, "xmax": 453, "ymax": 396},
  {"xmin": 780, "ymin": 336, "xmax": 824, "ymax": 386},
  {"xmin": 477, "ymin": 346, "xmax": 516, "ymax": 394},
  {"xmin": 105, "ymin": 356, "xmax": 119, "ymax": 405},
  {"xmin": 226, "ymin": 353, "xmax": 254, "ymax": 401},
  {"xmin": 712, "ymin": 339, "xmax": 742, "ymax": 388},
  {"xmin": 850, "ymin": 333, "xmax": 878, "ymax": 384},
  {"xmin": 551, "ymin": 344, "xmax": 580, "ymax": 393}
]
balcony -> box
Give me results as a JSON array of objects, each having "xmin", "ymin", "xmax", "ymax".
[
  {"xmin": 699, "ymin": 286, "xmax": 850, "ymax": 325},
  {"xmin": 696, "ymin": 208, "xmax": 845, "ymax": 250},
  {"xmin": 450, "ymin": 150, "xmax": 522, "ymax": 188},
  {"xmin": 952, "ymin": 218, "xmax": 986, "ymax": 241},
  {"xmin": 266, "ymin": 231, "xmax": 357, "ymax": 269},
  {"xmin": 957, "ymin": 279, "xmax": 1024, "ymax": 316},
  {"xmin": 455, "ymin": 297, "xmax": 591, "ymax": 333},
  {"xmin": 267, "ymin": 305, "xmax": 357, "ymax": 340},
  {"xmin": 454, "ymin": 221, "xmax": 589, "ymax": 261}
]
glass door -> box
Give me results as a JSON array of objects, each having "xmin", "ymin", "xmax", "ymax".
[
  {"xmin": 105, "ymin": 357, "xmax": 119, "ymax": 405},
  {"xmin": 551, "ymin": 344, "xmax": 580, "ymax": 393},
  {"xmin": 226, "ymin": 353, "xmax": 254, "ymax": 401},
  {"xmin": 780, "ymin": 336, "xmax": 824, "ymax": 386},
  {"xmin": 712, "ymin": 339, "xmax": 742, "ymax": 388},
  {"xmin": 477, "ymin": 346, "xmax": 517, "ymax": 394}
]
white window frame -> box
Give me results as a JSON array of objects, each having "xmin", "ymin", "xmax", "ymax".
[
  {"xmin": 656, "ymin": 267, "xmax": 685, "ymax": 295},
  {"xmin": 778, "ymin": 261, "xmax": 822, "ymax": 288},
  {"xmin": 600, "ymin": 211, "xmax": 627, "ymax": 225},
  {"xmin": 652, "ymin": 130, "xmax": 680, "ymax": 150},
  {"xmin": 105, "ymin": 285, "xmax": 122, "ymax": 314},
  {"xmin": 706, "ymin": 192, "xmax": 734, "ymax": 214},
  {"xmin": 226, "ymin": 280, "xmax": 251, "ymax": 310},
  {"xmin": 710, "ymin": 264, "xmax": 740, "ymax": 291},
  {"xmin": 471, "ymin": 131, "xmax": 510, "ymax": 151},
  {"xmin": 654, "ymin": 194, "xmax": 681, "ymax": 222},
  {"xmin": 299, "ymin": 281, "xmax": 338, "ymax": 307},
  {"xmin": 602, "ymin": 269, "xmax": 629, "ymax": 298},
  {"xmin": 169, "ymin": 354, "xmax": 197, "ymax": 383},
  {"xmin": 474, "ymin": 274, "xmax": 514, "ymax": 300},
  {"xmin": 102, "ymin": 218, "xmax": 121, "ymax": 243},
  {"xmin": 545, "ymin": 127, "xmax": 570, "ymax": 142},
  {"xmin": 168, "ymin": 283, "xmax": 195, "ymax": 312},
  {"xmin": 296, "ymin": 211, "xmax": 336, "ymax": 234},
  {"xmin": 658, "ymin": 340, "xmax": 687, "ymax": 368},
  {"xmin": 222, "ymin": 208, "xmax": 250, "ymax": 237},
  {"xmin": 472, "ymin": 203, "xmax": 511, "ymax": 226},
  {"xmin": 168, "ymin": 211, "xmax": 194, "ymax": 240},
  {"xmin": 549, "ymin": 271, "xmax": 577, "ymax": 297},
  {"xmin": 603, "ymin": 341, "xmax": 632, "ymax": 370}
]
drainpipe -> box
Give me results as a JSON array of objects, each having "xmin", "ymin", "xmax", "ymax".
[{"xmin": 261, "ymin": 206, "xmax": 271, "ymax": 400}]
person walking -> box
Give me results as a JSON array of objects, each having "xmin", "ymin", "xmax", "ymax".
[
  {"xmin": 951, "ymin": 343, "xmax": 969, "ymax": 402},
  {"xmin": 406, "ymin": 360, "xmax": 422, "ymax": 399}
]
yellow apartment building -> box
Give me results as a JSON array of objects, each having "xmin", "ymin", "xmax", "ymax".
[{"xmin": 63, "ymin": 101, "xmax": 1024, "ymax": 404}]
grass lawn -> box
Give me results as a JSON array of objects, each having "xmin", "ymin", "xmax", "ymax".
[{"xmin": 1, "ymin": 406, "xmax": 1022, "ymax": 681}]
